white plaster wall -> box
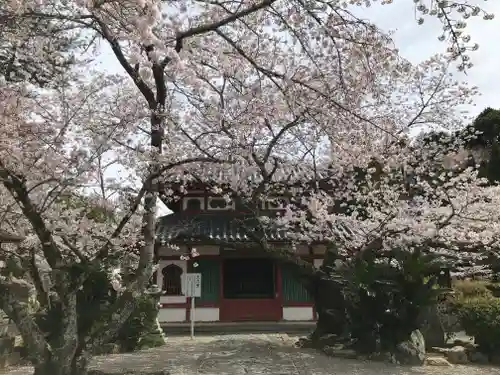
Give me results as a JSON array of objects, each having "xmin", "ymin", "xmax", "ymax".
[
  {"xmin": 313, "ymin": 259, "xmax": 322, "ymax": 269},
  {"xmin": 157, "ymin": 245, "xmax": 188, "ymax": 257},
  {"xmin": 158, "ymin": 308, "xmax": 186, "ymax": 323},
  {"xmin": 158, "ymin": 259, "xmax": 187, "ymax": 304},
  {"xmin": 190, "ymin": 307, "xmax": 219, "ymax": 322},
  {"xmin": 282, "ymin": 307, "xmax": 314, "ymax": 321}
]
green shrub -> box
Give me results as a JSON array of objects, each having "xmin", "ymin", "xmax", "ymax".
[
  {"xmin": 452, "ymin": 280, "xmax": 493, "ymax": 299},
  {"xmin": 452, "ymin": 296, "xmax": 500, "ymax": 355},
  {"xmin": 116, "ymin": 296, "xmax": 164, "ymax": 352},
  {"xmin": 137, "ymin": 330, "xmax": 166, "ymax": 350},
  {"xmin": 338, "ymin": 251, "xmax": 441, "ymax": 353},
  {"xmin": 486, "ymin": 283, "xmax": 500, "ymax": 298},
  {"xmin": 34, "ymin": 266, "xmax": 164, "ymax": 355}
]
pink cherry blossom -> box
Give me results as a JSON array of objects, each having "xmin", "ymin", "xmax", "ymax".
[{"xmin": 0, "ymin": 0, "xmax": 495, "ymax": 373}]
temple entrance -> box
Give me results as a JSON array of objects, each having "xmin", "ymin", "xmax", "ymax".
[{"xmin": 219, "ymin": 258, "xmax": 282, "ymax": 321}]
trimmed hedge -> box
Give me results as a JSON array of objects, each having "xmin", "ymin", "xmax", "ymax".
[
  {"xmin": 451, "ymin": 296, "xmax": 500, "ymax": 355},
  {"xmin": 116, "ymin": 295, "xmax": 164, "ymax": 352},
  {"xmin": 452, "ymin": 279, "xmax": 493, "ymax": 299}
]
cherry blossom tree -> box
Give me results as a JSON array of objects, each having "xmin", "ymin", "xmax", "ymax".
[
  {"xmin": 0, "ymin": 0, "xmax": 496, "ymax": 373},
  {"xmin": 0, "ymin": 74, "xmax": 220, "ymax": 374}
]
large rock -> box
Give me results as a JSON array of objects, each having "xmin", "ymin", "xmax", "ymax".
[
  {"xmin": 442, "ymin": 346, "xmax": 469, "ymax": 364},
  {"xmin": 425, "ymin": 355, "xmax": 452, "ymax": 366},
  {"xmin": 393, "ymin": 329, "xmax": 426, "ymax": 365}
]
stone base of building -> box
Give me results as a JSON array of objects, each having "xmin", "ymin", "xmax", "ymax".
[{"xmin": 158, "ymin": 306, "xmax": 316, "ymax": 323}]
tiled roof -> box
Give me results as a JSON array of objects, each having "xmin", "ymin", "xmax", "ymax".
[
  {"xmin": 155, "ymin": 213, "xmax": 355, "ymax": 244},
  {"xmin": 156, "ymin": 213, "xmax": 287, "ymax": 243}
]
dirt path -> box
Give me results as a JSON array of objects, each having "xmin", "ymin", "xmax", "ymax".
[{"xmin": 2, "ymin": 334, "xmax": 499, "ymax": 375}]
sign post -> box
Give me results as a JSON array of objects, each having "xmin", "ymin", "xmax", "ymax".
[
  {"xmin": 183, "ymin": 273, "xmax": 201, "ymax": 339},
  {"xmin": 190, "ymin": 293, "xmax": 195, "ymax": 339}
]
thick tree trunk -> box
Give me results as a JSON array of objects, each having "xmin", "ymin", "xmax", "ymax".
[
  {"xmin": 309, "ymin": 275, "xmax": 348, "ymax": 342},
  {"xmin": 306, "ymin": 250, "xmax": 349, "ymax": 344}
]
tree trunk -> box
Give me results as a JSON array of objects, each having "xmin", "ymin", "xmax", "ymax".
[
  {"xmin": 307, "ymin": 250, "xmax": 349, "ymax": 344},
  {"xmin": 309, "ymin": 275, "xmax": 348, "ymax": 342}
]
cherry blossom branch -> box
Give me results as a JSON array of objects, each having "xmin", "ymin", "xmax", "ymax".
[
  {"xmin": 93, "ymin": 157, "xmax": 224, "ymax": 261},
  {"xmin": 93, "ymin": 18, "xmax": 155, "ymax": 108},
  {"xmin": 214, "ymin": 29, "xmax": 399, "ymax": 139},
  {"xmin": 173, "ymin": 0, "xmax": 277, "ymax": 52},
  {"xmin": 0, "ymin": 166, "xmax": 63, "ymax": 270}
]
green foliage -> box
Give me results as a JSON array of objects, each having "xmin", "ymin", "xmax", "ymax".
[
  {"xmin": 136, "ymin": 330, "xmax": 166, "ymax": 351},
  {"xmin": 452, "ymin": 279, "xmax": 493, "ymax": 299},
  {"xmin": 338, "ymin": 250, "xmax": 441, "ymax": 353},
  {"xmin": 486, "ymin": 283, "xmax": 500, "ymax": 297},
  {"xmin": 452, "ymin": 296, "xmax": 500, "ymax": 355},
  {"xmin": 459, "ymin": 107, "xmax": 500, "ymax": 183},
  {"xmin": 463, "ymin": 107, "xmax": 500, "ymax": 149},
  {"xmin": 115, "ymin": 295, "xmax": 162, "ymax": 352},
  {"xmin": 34, "ymin": 265, "xmax": 162, "ymax": 354}
]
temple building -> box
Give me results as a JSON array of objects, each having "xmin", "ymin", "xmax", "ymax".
[{"xmin": 153, "ymin": 174, "xmax": 347, "ymax": 323}]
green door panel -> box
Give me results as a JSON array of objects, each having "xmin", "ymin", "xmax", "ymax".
[
  {"xmin": 281, "ymin": 263, "xmax": 312, "ymax": 303},
  {"xmin": 195, "ymin": 259, "xmax": 220, "ymax": 303}
]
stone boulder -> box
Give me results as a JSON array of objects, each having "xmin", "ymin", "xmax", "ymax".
[
  {"xmin": 433, "ymin": 346, "xmax": 469, "ymax": 364},
  {"xmin": 425, "ymin": 355, "xmax": 452, "ymax": 366},
  {"xmin": 393, "ymin": 329, "xmax": 426, "ymax": 365}
]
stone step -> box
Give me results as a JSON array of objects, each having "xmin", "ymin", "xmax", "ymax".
[{"xmin": 161, "ymin": 321, "xmax": 315, "ymax": 335}]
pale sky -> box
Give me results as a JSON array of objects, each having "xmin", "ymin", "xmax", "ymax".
[{"xmin": 350, "ymin": 1, "xmax": 499, "ymax": 117}]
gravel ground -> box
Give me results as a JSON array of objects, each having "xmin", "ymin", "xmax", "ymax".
[{"xmin": 2, "ymin": 333, "xmax": 500, "ymax": 375}]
